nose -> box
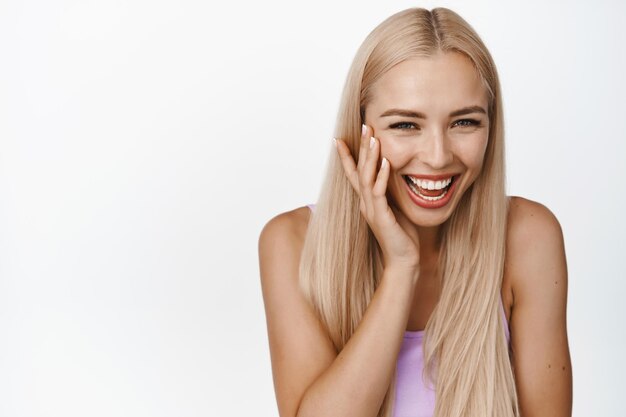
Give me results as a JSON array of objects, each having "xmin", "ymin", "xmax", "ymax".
[{"xmin": 418, "ymin": 130, "xmax": 454, "ymax": 169}]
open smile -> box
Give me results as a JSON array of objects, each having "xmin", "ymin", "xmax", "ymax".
[{"xmin": 402, "ymin": 174, "xmax": 461, "ymax": 209}]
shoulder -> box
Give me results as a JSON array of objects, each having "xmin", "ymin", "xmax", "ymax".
[
  {"xmin": 507, "ymin": 195, "xmax": 564, "ymax": 248},
  {"xmin": 257, "ymin": 205, "xmax": 338, "ymax": 416},
  {"xmin": 503, "ymin": 197, "xmax": 572, "ymax": 413},
  {"xmin": 258, "ymin": 205, "xmax": 312, "ymax": 255},
  {"xmin": 505, "ymin": 194, "xmax": 567, "ymax": 311},
  {"xmin": 258, "ymin": 205, "xmax": 313, "ymax": 288}
]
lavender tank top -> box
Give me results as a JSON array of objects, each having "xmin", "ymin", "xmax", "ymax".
[
  {"xmin": 306, "ymin": 203, "xmax": 511, "ymax": 417},
  {"xmin": 394, "ymin": 297, "xmax": 510, "ymax": 417}
]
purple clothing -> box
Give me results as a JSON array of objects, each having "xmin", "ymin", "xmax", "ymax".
[
  {"xmin": 394, "ymin": 297, "xmax": 510, "ymax": 417},
  {"xmin": 305, "ymin": 203, "xmax": 511, "ymax": 417}
]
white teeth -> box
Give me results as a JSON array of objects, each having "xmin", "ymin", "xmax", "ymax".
[
  {"xmin": 407, "ymin": 176, "xmax": 453, "ymax": 190},
  {"xmin": 407, "ymin": 180, "xmax": 449, "ymax": 201}
]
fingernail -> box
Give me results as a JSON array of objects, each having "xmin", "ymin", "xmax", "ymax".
[
  {"xmin": 362, "ymin": 124, "xmax": 367, "ymax": 136},
  {"xmin": 370, "ymin": 136, "xmax": 375, "ymax": 149},
  {"xmin": 382, "ymin": 157, "xmax": 388, "ymax": 168},
  {"xmin": 332, "ymin": 137, "xmax": 337, "ymax": 147}
]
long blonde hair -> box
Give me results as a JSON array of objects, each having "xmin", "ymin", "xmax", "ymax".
[{"xmin": 299, "ymin": 7, "xmax": 519, "ymax": 417}]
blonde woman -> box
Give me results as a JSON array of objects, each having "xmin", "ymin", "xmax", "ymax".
[{"xmin": 258, "ymin": 7, "xmax": 572, "ymax": 417}]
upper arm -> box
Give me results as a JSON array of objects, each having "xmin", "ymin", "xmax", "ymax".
[
  {"xmin": 506, "ymin": 197, "xmax": 573, "ymax": 417},
  {"xmin": 258, "ymin": 209, "xmax": 338, "ymax": 417}
]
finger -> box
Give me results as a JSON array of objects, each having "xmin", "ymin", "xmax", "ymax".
[
  {"xmin": 373, "ymin": 157, "xmax": 395, "ymax": 229},
  {"xmin": 356, "ymin": 124, "xmax": 369, "ymax": 173},
  {"xmin": 356, "ymin": 125, "xmax": 371, "ymax": 215},
  {"xmin": 335, "ymin": 138, "xmax": 360, "ymax": 192},
  {"xmin": 359, "ymin": 135, "xmax": 378, "ymax": 215},
  {"xmin": 372, "ymin": 156, "xmax": 391, "ymax": 213},
  {"xmin": 362, "ymin": 135, "xmax": 378, "ymax": 187}
]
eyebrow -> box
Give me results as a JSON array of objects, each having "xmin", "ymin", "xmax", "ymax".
[{"xmin": 379, "ymin": 105, "xmax": 487, "ymax": 119}]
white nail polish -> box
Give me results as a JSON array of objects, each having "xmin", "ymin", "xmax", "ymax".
[
  {"xmin": 362, "ymin": 124, "xmax": 367, "ymax": 136},
  {"xmin": 370, "ymin": 137, "xmax": 375, "ymax": 149},
  {"xmin": 382, "ymin": 157, "xmax": 388, "ymax": 168}
]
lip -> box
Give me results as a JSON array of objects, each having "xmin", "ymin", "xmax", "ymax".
[{"xmin": 403, "ymin": 174, "xmax": 461, "ymax": 209}]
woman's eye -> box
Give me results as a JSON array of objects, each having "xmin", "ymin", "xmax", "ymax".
[
  {"xmin": 389, "ymin": 122, "xmax": 418, "ymax": 130},
  {"xmin": 453, "ymin": 118, "xmax": 481, "ymax": 127}
]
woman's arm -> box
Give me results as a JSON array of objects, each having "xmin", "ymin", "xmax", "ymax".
[
  {"xmin": 259, "ymin": 208, "xmax": 419, "ymax": 417},
  {"xmin": 505, "ymin": 197, "xmax": 573, "ymax": 417}
]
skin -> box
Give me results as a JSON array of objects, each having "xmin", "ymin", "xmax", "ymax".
[
  {"xmin": 259, "ymin": 50, "xmax": 572, "ymax": 416},
  {"xmin": 361, "ymin": 51, "xmax": 490, "ymax": 269}
]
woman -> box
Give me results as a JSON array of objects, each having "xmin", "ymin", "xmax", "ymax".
[{"xmin": 258, "ymin": 7, "xmax": 572, "ymax": 417}]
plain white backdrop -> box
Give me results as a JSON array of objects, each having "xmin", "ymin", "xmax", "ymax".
[{"xmin": 1, "ymin": 0, "xmax": 624, "ymax": 416}]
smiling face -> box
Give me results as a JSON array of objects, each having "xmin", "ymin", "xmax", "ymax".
[{"xmin": 363, "ymin": 51, "xmax": 490, "ymax": 227}]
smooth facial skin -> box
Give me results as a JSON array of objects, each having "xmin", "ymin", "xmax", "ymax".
[{"xmin": 363, "ymin": 51, "xmax": 490, "ymax": 248}]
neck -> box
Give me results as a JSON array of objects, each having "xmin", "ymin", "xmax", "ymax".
[{"xmin": 415, "ymin": 224, "xmax": 442, "ymax": 268}]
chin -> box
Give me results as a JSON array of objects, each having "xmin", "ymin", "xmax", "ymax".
[{"xmin": 406, "ymin": 210, "xmax": 454, "ymax": 228}]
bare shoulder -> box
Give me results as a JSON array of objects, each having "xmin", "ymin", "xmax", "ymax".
[
  {"xmin": 505, "ymin": 195, "xmax": 565, "ymax": 285},
  {"xmin": 505, "ymin": 195, "xmax": 566, "ymax": 297},
  {"xmin": 258, "ymin": 205, "xmax": 312, "ymax": 252},
  {"xmin": 507, "ymin": 196, "xmax": 564, "ymax": 248},
  {"xmin": 504, "ymin": 198, "xmax": 572, "ymax": 414},
  {"xmin": 258, "ymin": 205, "xmax": 337, "ymax": 417}
]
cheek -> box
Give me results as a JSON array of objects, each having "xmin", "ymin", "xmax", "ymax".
[
  {"xmin": 379, "ymin": 138, "xmax": 413, "ymax": 168},
  {"xmin": 455, "ymin": 135, "xmax": 489, "ymax": 169}
]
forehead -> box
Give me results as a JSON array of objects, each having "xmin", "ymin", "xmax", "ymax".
[{"xmin": 368, "ymin": 52, "xmax": 488, "ymax": 115}]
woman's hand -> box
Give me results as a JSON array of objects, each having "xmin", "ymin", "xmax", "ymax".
[{"xmin": 335, "ymin": 124, "xmax": 421, "ymax": 275}]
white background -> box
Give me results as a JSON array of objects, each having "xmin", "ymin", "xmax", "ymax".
[{"xmin": 1, "ymin": 0, "xmax": 624, "ymax": 416}]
